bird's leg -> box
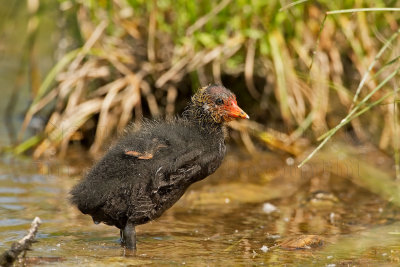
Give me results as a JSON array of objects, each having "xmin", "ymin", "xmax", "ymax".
[
  {"xmin": 120, "ymin": 229, "xmax": 125, "ymax": 245},
  {"xmin": 122, "ymin": 222, "xmax": 136, "ymax": 250}
]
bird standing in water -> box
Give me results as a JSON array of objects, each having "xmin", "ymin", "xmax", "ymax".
[{"xmin": 70, "ymin": 84, "xmax": 249, "ymax": 250}]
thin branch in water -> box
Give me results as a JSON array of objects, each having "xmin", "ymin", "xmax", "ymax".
[{"xmin": 0, "ymin": 217, "xmax": 41, "ymax": 267}]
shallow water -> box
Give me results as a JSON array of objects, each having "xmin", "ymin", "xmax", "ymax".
[{"xmin": 1, "ymin": 146, "xmax": 400, "ymax": 266}]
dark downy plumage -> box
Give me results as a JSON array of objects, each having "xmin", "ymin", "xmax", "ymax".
[{"xmin": 70, "ymin": 84, "xmax": 249, "ymax": 249}]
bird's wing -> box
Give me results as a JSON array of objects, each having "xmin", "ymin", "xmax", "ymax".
[
  {"xmin": 150, "ymin": 147, "xmax": 207, "ymax": 190},
  {"xmin": 121, "ymin": 129, "xmax": 219, "ymax": 189},
  {"xmin": 123, "ymin": 137, "xmax": 168, "ymax": 160}
]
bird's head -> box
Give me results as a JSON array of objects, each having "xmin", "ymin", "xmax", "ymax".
[{"xmin": 187, "ymin": 84, "xmax": 249, "ymax": 124}]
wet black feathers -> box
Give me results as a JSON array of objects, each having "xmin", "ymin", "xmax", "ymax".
[{"xmin": 70, "ymin": 118, "xmax": 226, "ymax": 229}]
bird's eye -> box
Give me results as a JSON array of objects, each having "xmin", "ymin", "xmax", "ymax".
[{"xmin": 215, "ymin": 98, "xmax": 224, "ymax": 105}]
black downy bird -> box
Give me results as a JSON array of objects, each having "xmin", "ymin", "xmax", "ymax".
[{"xmin": 70, "ymin": 84, "xmax": 249, "ymax": 249}]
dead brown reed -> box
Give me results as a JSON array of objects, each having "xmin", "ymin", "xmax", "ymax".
[{"xmin": 13, "ymin": 0, "xmax": 400, "ymax": 172}]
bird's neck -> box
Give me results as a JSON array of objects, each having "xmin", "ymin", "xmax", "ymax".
[{"xmin": 182, "ymin": 105, "xmax": 224, "ymax": 135}]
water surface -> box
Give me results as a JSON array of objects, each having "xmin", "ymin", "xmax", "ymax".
[{"xmin": 1, "ymin": 147, "xmax": 400, "ymax": 266}]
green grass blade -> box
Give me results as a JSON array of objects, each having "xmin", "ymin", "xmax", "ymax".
[
  {"xmin": 327, "ymin": 8, "xmax": 400, "ymax": 15},
  {"xmin": 317, "ymin": 66, "xmax": 400, "ymax": 142},
  {"xmin": 279, "ymin": 0, "xmax": 309, "ymax": 12},
  {"xmin": 351, "ymin": 29, "xmax": 400, "ymax": 106},
  {"xmin": 13, "ymin": 135, "xmax": 42, "ymax": 155},
  {"xmin": 299, "ymin": 66, "xmax": 400, "ymax": 168}
]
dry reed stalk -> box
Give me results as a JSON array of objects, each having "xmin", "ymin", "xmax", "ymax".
[
  {"xmin": 15, "ymin": 0, "xmax": 400, "ymax": 164},
  {"xmin": 212, "ymin": 57, "xmax": 222, "ymax": 85},
  {"xmin": 240, "ymin": 131, "xmax": 256, "ymax": 153},
  {"xmin": 118, "ymin": 81, "xmax": 141, "ymax": 132},
  {"xmin": 90, "ymin": 78, "xmax": 128, "ymax": 153},
  {"xmin": 89, "ymin": 77, "xmax": 127, "ymax": 98},
  {"xmin": 19, "ymin": 20, "xmax": 107, "ymax": 140},
  {"xmin": 310, "ymin": 52, "xmax": 329, "ymax": 135},
  {"xmin": 339, "ymin": 16, "xmax": 377, "ymax": 94},
  {"xmin": 157, "ymin": 34, "xmax": 244, "ymax": 88},
  {"xmin": 269, "ymin": 30, "xmax": 308, "ymax": 128},
  {"xmin": 289, "ymin": 80, "xmax": 307, "ymax": 124},
  {"xmin": 147, "ymin": 0, "xmax": 157, "ymax": 64},
  {"xmin": 64, "ymin": 80, "xmax": 85, "ymax": 116},
  {"xmin": 196, "ymin": 65, "xmax": 208, "ymax": 86},
  {"xmin": 140, "ymin": 80, "xmax": 160, "ymax": 117},
  {"xmin": 228, "ymin": 120, "xmax": 306, "ymax": 156},
  {"xmin": 186, "ymin": 0, "xmax": 232, "ymax": 36},
  {"xmin": 155, "ymin": 56, "xmax": 190, "ymax": 88},
  {"xmin": 269, "ymin": 30, "xmax": 291, "ymax": 124},
  {"xmin": 34, "ymin": 98, "xmax": 105, "ymax": 158},
  {"xmin": 69, "ymin": 21, "xmax": 108, "ymax": 71},
  {"xmin": 165, "ymin": 85, "xmax": 178, "ymax": 120},
  {"xmin": 245, "ymin": 37, "xmax": 260, "ymax": 99}
]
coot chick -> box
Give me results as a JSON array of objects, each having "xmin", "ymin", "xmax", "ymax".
[{"xmin": 70, "ymin": 84, "xmax": 249, "ymax": 249}]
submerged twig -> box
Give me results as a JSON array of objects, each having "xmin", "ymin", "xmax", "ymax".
[{"xmin": 0, "ymin": 217, "xmax": 42, "ymax": 267}]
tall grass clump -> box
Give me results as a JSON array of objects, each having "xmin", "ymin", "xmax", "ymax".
[{"xmin": 14, "ymin": 0, "xmax": 400, "ymax": 172}]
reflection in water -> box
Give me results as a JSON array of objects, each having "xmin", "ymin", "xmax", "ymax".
[{"xmin": 0, "ymin": 150, "xmax": 400, "ymax": 265}]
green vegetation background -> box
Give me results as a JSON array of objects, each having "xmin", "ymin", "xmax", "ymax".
[{"xmin": 1, "ymin": 0, "xmax": 399, "ymax": 174}]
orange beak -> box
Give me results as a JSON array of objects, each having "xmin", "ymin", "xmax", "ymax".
[{"xmin": 226, "ymin": 100, "xmax": 249, "ymax": 119}]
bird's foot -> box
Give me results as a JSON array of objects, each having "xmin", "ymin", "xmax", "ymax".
[{"xmin": 120, "ymin": 229, "xmax": 126, "ymax": 245}]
